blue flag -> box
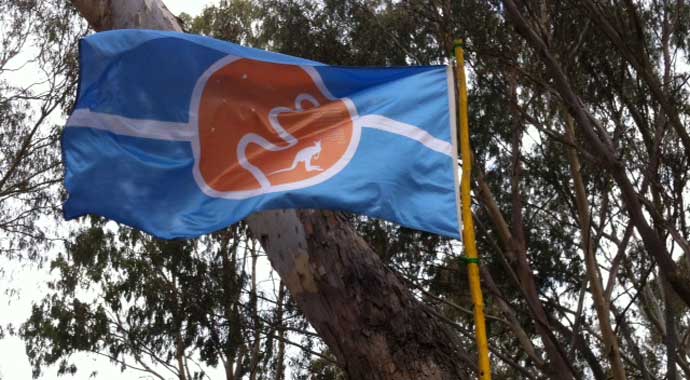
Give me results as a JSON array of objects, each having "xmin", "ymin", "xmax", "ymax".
[{"xmin": 63, "ymin": 30, "xmax": 461, "ymax": 239}]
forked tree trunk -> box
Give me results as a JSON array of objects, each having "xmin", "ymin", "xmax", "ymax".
[
  {"xmin": 69, "ymin": 1, "xmax": 472, "ymax": 379},
  {"xmin": 506, "ymin": 70, "xmax": 576, "ymax": 380},
  {"xmin": 502, "ymin": 0, "xmax": 690, "ymax": 310},
  {"xmin": 563, "ymin": 113, "xmax": 626, "ymax": 380}
]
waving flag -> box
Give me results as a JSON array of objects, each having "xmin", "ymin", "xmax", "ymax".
[{"xmin": 63, "ymin": 30, "xmax": 460, "ymax": 239}]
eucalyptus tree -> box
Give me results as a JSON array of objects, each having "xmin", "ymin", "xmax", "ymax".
[
  {"xmin": 499, "ymin": 1, "xmax": 690, "ymax": 379},
  {"xmin": 253, "ymin": 1, "xmax": 690, "ymax": 379},
  {"xmin": 21, "ymin": 223, "xmax": 300, "ymax": 380},
  {"xmin": 18, "ymin": 0, "xmax": 690, "ymax": 379},
  {"xmin": 0, "ymin": 0, "xmax": 85, "ymax": 260}
]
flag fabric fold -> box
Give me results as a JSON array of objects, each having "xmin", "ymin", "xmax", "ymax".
[{"xmin": 63, "ymin": 30, "xmax": 460, "ymax": 239}]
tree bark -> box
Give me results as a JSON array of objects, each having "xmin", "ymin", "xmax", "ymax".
[
  {"xmin": 248, "ymin": 239, "xmax": 261, "ymax": 380},
  {"xmin": 580, "ymin": 0, "xmax": 690, "ymax": 156},
  {"xmin": 69, "ymin": 1, "xmax": 472, "ymax": 379},
  {"xmin": 563, "ymin": 113, "xmax": 627, "ymax": 380},
  {"xmin": 502, "ymin": 0, "xmax": 690, "ymax": 309},
  {"xmin": 248, "ymin": 210, "xmax": 474, "ymax": 380},
  {"xmin": 475, "ymin": 169, "xmax": 577, "ymax": 379},
  {"xmin": 274, "ymin": 283, "xmax": 287, "ymax": 380},
  {"xmin": 611, "ymin": 304, "xmax": 654, "ymax": 380},
  {"xmin": 471, "ymin": 69, "xmax": 576, "ymax": 380}
]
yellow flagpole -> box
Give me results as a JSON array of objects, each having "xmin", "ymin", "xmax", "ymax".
[{"xmin": 454, "ymin": 39, "xmax": 492, "ymax": 380}]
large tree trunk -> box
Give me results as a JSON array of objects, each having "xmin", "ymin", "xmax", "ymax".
[
  {"xmin": 250, "ymin": 210, "xmax": 473, "ymax": 380},
  {"xmin": 68, "ymin": 1, "xmax": 471, "ymax": 379}
]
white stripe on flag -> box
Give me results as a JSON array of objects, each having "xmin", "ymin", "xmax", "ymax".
[
  {"xmin": 354, "ymin": 114, "xmax": 454, "ymax": 157},
  {"xmin": 67, "ymin": 109, "xmax": 195, "ymax": 141},
  {"xmin": 66, "ymin": 109, "xmax": 455, "ymax": 158}
]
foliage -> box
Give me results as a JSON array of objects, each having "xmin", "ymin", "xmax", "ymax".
[
  {"xmin": 21, "ymin": 222, "xmax": 305, "ymax": 379},
  {"xmin": 5, "ymin": 0, "xmax": 690, "ymax": 379},
  {"xmin": 0, "ymin": 0, "xmax": 85, "ymax": 260}
]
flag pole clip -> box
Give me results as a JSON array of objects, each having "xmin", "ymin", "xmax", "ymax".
[{"xmin": 460, "ymin": 257, "xmax": 480, "ymax": 265}]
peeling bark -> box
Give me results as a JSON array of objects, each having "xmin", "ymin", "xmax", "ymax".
[
  {"xmin": 248, "ymin": 210, "xmax": 473, "ymax": 380},
  {"xmin": 71, "ymin": 0, "xmax": 181, "ymax": 31}
]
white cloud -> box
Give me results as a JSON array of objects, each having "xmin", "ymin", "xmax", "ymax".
[{"xmin": 164, "ymin": 0, "xmax": 219, "ymax": 18}]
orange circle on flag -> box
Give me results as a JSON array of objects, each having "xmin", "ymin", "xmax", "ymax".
[{"xmin": 197, "ymin": 59, "xmax": 354, "ymax": 193}]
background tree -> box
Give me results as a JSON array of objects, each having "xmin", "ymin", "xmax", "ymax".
[
  {"xmin": 21, "ymin": 223, "xmax": 306, "ymax": 380},
  {"xmin": 10, "ymin": 0, "xmax": 690, "ymax": 379},
  {"xmin": 0, "ymin": 0, "xmax": 85, "ymax": 261}
]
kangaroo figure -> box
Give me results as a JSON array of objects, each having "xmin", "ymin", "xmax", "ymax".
[{"xmin": 269, "ymin": 141, "xmax": 323, "ymax": 175}]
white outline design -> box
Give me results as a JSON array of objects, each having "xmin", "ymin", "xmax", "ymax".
[
  {"xmin": 354, "ymin": 114, "xmax": 453, "ymax": 156},
  {"xmin": 66, "ymin": 55, "xmax": 454, "ymax": 200},
  {"xmin": 187, "ymin": 55, "xmax": 361, "ymax": 199},
  {"xmin": 237, "ymin": 93, "xmax": 323, "ymax": 189}
]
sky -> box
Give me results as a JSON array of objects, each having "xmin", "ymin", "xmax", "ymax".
[
  {"xmin": 0, "ymin": 3, "xmax": 219, "ymax": 380},
  {"xmin": 165, "ymin": 0, "xmax": 217, "ymax": 18}
]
